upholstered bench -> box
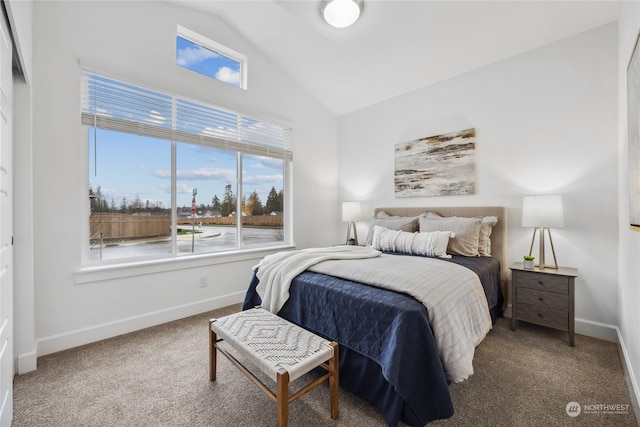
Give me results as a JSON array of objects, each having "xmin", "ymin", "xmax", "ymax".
[{"xmin": 209, "ymin": 307, "xmax": 339, "ymax": 427}]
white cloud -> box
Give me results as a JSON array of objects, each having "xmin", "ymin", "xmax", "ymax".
[
  {"xmin": 243, "ymin": 174, "xmax": 283, "ymax": 186},
  {"xmin": 250, "ymin": 157, "xmax": 283, "ymax": 170},
  {"xmin": 175, "ymin": 183, "xmax": 193, "ymax": 194},
  {"xmin": 177, "ymin": 168, "xmax": 236, "ymax": 181},
  {"xmin": 176, "ymin": 46, "xmax": 219, "ymax": 67},
  {"xmin": 215, "ymin": 66, "xmax": 240, "ymax": 85},
  {"xmin": 153, "ymin": 169, "xmax": 172, "ymax": 178},
  {"xmin": 153, "ymin": 168, "xmax": 236, "ymax": 182}
]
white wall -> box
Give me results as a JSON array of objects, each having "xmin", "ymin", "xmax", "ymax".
[
  {"xmin": 20, "ymin": 1, "xmax": 338, "ymax": 369},
  {"xmin": 617, "ymin": 0, "xmax": 640, "ymax": 409},
  {"xmin": 339, "ymin": 24, "xmax": 619, "ymax": 339}
]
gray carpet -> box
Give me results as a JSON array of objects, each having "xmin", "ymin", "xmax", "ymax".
[{"xmin": 12, "ymin": 305, "xmax": 638, "ymax": 426}]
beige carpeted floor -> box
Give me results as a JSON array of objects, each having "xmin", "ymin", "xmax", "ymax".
[{"xmin": 12, "ymin": 304, "xmax": 638, "ymax": 426}]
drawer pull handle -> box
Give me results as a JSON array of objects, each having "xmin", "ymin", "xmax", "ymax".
[
  {"xmin": 538, "ymin": 280, "xmax": 543, "ymax": 284},
  {"xmin": 538, "ymin": 313, "xmax": 543, "ymax": 318},
  {"xmin": 538, "ymin": 297, "xmax": 544, "ymax": 302}
]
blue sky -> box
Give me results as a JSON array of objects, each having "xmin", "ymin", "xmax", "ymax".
[
  {"xmin": 176, "ymin": 36, "xmax": 240, "ymax": 87},
  {"xmin": 88, "ymin": 129, "xmax": 283, "ymax": 211}
]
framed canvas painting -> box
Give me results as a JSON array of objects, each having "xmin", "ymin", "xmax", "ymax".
[
  {"xmin": 394, "ymin": 128, "xmax": 476, "ymax": 197},
  {"xmin": 628, "ymin": 31, "xmax": 640, "ymax": 230}
]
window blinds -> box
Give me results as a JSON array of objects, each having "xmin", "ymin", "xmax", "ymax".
[{"xmin": 81, "ymin": 72, "xmax": 293, "ymax": 160}]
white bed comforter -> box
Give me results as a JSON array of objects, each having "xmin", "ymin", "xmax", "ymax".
[{"xmin": 255, "ymin": 247, "xmax": 492, "ymax": 383}]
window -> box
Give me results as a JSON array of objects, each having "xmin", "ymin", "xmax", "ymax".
[
  {"xmin": 83, "ymin": 73, "xmax": 291, "ymax": 263},
  {"xmin": 176, "ymin": 26, "xmax": 247, "ymax": 89}
]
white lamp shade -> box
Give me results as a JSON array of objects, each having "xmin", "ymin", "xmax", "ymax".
[
  {"xmin": 321, "ymin": 0, "xmax": 363, "ymax": 28},
  {"xmin": 522, "ymin": 194, "xmax": 565, "ymax": 228},
  {"xmin": 342, "ymin": 201, "xmax": 361, "ymax": 222}
]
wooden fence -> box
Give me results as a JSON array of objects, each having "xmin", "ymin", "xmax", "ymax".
[
  {"xmin": 90, "ymin": 214, "xmax": 170, "ymax": 240},
  {"xmin": 177, "ymin": 215, "xmax": 283, "ymax": 227},
  {"xmin": 90, "ymin": 213, "xmax": 283, "ymax": 240}
]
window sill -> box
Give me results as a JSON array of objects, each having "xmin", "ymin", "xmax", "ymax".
[{"xmin": 75, "ymin": 245, "xmax": 294, "ymax": 284}]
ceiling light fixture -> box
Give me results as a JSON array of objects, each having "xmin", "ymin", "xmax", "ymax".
[{"xmin": 320, "ymin": 0, "xmax": 364, "ymax": 28}]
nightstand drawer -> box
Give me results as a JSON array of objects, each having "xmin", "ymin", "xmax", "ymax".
[
  {"xmin": 518, "ymin": 303, "xmax": 568, "ymax": 330},
  {"xmin": 517, "ymin": 272, "xmax": 568, "ymax": 294},
  {"xmin": 516, "ymin": 288, "xmax": 569, "ymax": 311}
]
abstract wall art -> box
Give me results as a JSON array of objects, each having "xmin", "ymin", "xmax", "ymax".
[
  {"xmin": 394, "ymin": 128, "xmax": 476, "ymax": 197},
  {"xmin": 628, "ymin": 31, "xmax": 640, "ymax": 230}
]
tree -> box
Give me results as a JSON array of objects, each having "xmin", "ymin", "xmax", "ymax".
[
  {"xmin": 89, "ymin": 185, "xmax": 110, "ymax": 213},
  {"xmin": 131, "ymin": 194, "xmax": 144, "ymax": 213},
  {"xmin": 119, "ymin": 196, "xmax": 128, "ymax": 213},
  {"xmin": 221, "ymin": 184, "xmax": 236, "ymax": 217},
  {"xmin": 212, "ymin": 195, "xmax": 221, "ymax": 213},
  {"xmin": 89, "ymin": 186, "xmax": 96, "ymax": 213},
  {"xmin": 250, "ymin": 190, "xmax": 264, "ymax": 215},
  {"xmin": 277, "ymin": 189, "xmax": 284, "ymax": 212},
  {"xmin": 265, "ymin": 186, "xmax": 281, "ymax": 214}
]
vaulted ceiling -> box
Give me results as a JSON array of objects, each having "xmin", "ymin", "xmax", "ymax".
[{"xmin": 179, "ymin": 1, "xmax": 621, "ymax": 116}]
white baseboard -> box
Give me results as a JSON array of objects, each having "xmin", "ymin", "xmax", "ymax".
[
  {"xmin": 29, "ymin": 292, "xmax": 245, "ymax": 371},
  {"xmin": 17, "ymin": 349, "xmax": 37, "ymax": 374},
  {"xmin": 575, "ymin": 317, "xmax": 618, "ymax": 342},
  {"xmin": 616, "ymin": 327, "xmax": 640, "ymax": 421}
]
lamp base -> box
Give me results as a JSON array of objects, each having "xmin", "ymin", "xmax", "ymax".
[
  {"xmin": 528, "ymin": 227, "xmax": 559, "ymax": 269},
  {"xmin": 345, "ymin": 221, "xmax": 358, "ymax": 246}
]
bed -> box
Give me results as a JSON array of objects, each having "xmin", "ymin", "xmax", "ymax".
[{"xmin": 243, "ymin": 206, "xmax": 508, "ymax": 427}]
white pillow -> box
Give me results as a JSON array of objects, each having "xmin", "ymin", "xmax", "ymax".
[{"xmin": 370, "ymin": 225, "xmax": 454, "ymax": 258}]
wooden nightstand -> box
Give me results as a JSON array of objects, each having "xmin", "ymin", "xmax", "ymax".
[{"xmin": 510, "ymin": 263, "xmax": 578, "ymax": 346}]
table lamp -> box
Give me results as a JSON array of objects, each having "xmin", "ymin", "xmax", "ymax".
[
  {"xmin": 342, "ymin": 201, "xmax": 361, "ymax": 245},
  {"xmin": 522, "ymin": 194, "xmax": 564, "ymax": 269}
]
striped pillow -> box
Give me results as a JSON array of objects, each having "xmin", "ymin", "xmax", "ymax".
[{"xmin": 370, "ymin": 225, "xmax": 454, "ymax": 258}]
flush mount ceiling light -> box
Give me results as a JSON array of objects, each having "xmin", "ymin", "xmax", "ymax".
[{"xmin": 320, "ymin": 0, "xmax": 364, "ymax": 28}]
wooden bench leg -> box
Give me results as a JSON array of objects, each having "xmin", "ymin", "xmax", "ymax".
[
  {"xmin": 329, "ymin": 342, "xmax": 339, "ymax": 420},
  {"xmin": 209, "ymin": 319, "xmax": 217, "ymax": 382},
  {"xmin": 276, "ymin": 369, "xmax": 289, "ymax": 427}
]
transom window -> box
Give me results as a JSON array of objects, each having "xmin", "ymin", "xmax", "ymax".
[
  {"xmin": 82, "ymin": 72, "xmax": 291, "ymax": 263},
  {"xmin": 176, "ymin": 25, "xmax": 247, "ymax": 89}
]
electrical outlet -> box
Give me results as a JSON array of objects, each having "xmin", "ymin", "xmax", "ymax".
[{"xmin": 199, "ymin": 276, "xmax": 208, "ymax": 288}]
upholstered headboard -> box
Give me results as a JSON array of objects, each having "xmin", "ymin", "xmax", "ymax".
[{"xmin": 374, "ymin": 206, "xmax": 508, "ymax": 289}]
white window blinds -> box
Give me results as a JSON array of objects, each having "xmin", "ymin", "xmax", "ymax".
[{"xmin": 81, "ymin": 72, "xmax": 293, "ymax": 160}]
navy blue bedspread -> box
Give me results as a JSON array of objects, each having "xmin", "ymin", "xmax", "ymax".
[{"xmin": 243, "ymin": 255, "xmax": 502, "ymax": 427}]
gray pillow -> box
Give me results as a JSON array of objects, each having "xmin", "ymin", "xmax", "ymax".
[
  {"xmin": 423, "ymin": 212, "xmax": 497, "ymax": 256},
  {"xmin": 365, "ymin": 216, "xmax": 419, "ymax": 246},
  {"xmin": 419, "ymin": 215, "xmax": 482, "ymax": 256},
  {"xmin": 478, "ymin": 216, "xmax": 498, "ymax": 256}
]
